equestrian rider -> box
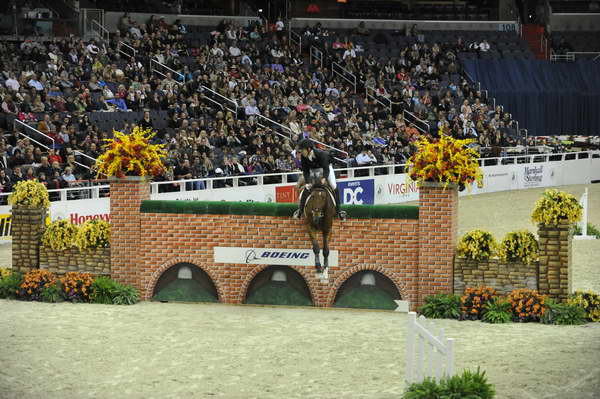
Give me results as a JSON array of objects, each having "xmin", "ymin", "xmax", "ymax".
[{"xmin": 294, "ymin": 139, "xmax": 346, "ymax": 220}]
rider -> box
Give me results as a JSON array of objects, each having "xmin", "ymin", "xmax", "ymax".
[{"xmin": 294, "ymin": 139, "xmax": 346, "ymax": 220}]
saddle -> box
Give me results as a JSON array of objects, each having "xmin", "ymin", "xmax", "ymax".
[{"xmin": 302, "ymin": 183, "xmax": 336, "ymax": 206}]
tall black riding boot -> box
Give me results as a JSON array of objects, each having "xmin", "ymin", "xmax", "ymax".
[
  {"xmin": 334, "ymin": 188, "xmax": 346, "ymax": 220},
  {"xmin": 295, "ymin": 188, "xmax": 308, "ymax": 219}
]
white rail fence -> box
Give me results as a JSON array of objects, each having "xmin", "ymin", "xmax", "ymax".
[{"xmin": 406, "ymin": 312, "xmax": 455, "ymax": 384}]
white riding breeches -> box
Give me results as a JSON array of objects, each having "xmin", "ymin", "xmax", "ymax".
[
  {"xmin": 308, "ymin": 165, "xmax": 336, "ymax": 189},
  {"xmin": 327, "ymin": 165, "xmax": 336, "ymax": 189}
]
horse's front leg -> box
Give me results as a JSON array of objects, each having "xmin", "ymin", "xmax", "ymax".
[
  {"xmin": 309, "ymin": 230, "xmax": 321, "ymax": 273},
  {"xmin": 322, "ymin": 229, "xmax": 332, "ymax": 271}
]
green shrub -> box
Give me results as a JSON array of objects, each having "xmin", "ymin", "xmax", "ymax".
[
  {"xmin": 403, "ymin": 368, "xmax": 495, "ymax": 399},
  {"xmin": 40, "ymin": 283, "xmax": 64, "ymax": 303},
  {"xmin": 482, "ymin": 300, "xmax": 512, "ymax": 324},
  {"xmin": 541, "ymin": 299, "xmax": 587, "ymax": 325},
  {"xmin": 112, "ymin": 284, "xmax": 139, "ymax": 305},
  {"xmin": 573, "ymin": 223, "xmax": 600, "ymax": 238},
  {"xmin": 90, "ymin": 276, "xmax": 116, "ymax": 304},
  {"xmin": 419, "ymin": 294, "xmax": 461, "ymax": 319},
  {"xmin": 90, "ymin": 276, "xmax": 139, "ymax": 305},
  {"xmin": 0, "ymin": 271, "xmax": 23, "ymax": 299}
]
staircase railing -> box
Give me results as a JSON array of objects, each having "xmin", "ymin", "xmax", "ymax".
[
  {"xmin": 199, "ymin": 85, "xmax": 238, "ymax": 115},
  {"xmin": 118, "ymin": 41, "xmax": 137, "ymax": 60},
  {"xmin": 366, "ymin": 85, "xmax": 392, "ymax": 113},
  {"xmin": 332, "ymin": 62, "xmax": 357, "ymax": 93},
  {"xmin": 150, "ymin": 59, "xmax": 185, "ymax": 84},
  {"xmin": 310, "ymin": 45, "xmax": 324, "ymax": 68},
  {"xmin": 289, "ymin": 29, "xmax": 302, "ymax": 54},
  {"xmin": 91, "ymin": 19, "xmax": 109, "ymax": 42},
  {"xmin": 403, "ymin": 109, "xmax": 430, "ymax": 135}
]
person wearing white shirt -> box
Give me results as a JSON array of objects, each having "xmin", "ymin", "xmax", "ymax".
[
  {"xmin": 343, "ymin": 47, "xmax": 356, "ymax": 60},
  {"xmin": 325, "ymin": 84, "xmax": 340, "ymax": 97},
  {"xmin": 62, "ymin": 167, "xmax": 77, "ymax": 184},
  {"xmin": 244, "ymin": 100, "xmax": 260, "ymax": 116},
  {"xmin": 479, "ymin": 40, "xmax": 490, "ymax": 52},
  {"xmin": 241, "ymin": 54, "xmax": 252, "ymax": 65},
  {"xmin": 275, "ymin": 18, "xmax": 284, "ymax": 31},
  {"xmin": 5, "ymin": 75, "xmax": 19, "ymax": 91},
  {"xmin": 86, "ymin": 41, "xmax": 99, "ymax": 55},
  {"xmin": 211, "ymin": 44, "xmax": 224, "ymax": 57},
  {"xmin": 355, "ymin": 149, "xmax": 377, "ymax": 165},
  {"xmin": 229, "ymin": 43, "xmax": 241, "ymax": 57},
  {"xmin": 28, "ymin": 76, "xmax": 44, "ymax": 91}
]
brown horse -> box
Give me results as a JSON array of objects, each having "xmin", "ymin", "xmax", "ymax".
[{"xmin": 299, "ymin": 182, "xmax": 337, "ymax": 275}]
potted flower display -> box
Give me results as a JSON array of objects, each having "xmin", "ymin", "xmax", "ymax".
[
  {"xmin": 96, "ymin": 126, "xmax": 167, "ymax": 179},
  {"xmin": 407, "ymin": 135, "xmax": 483, "ymax": 190}
]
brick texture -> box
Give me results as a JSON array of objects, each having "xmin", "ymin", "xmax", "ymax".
[
  {"xmin": 454, "ymin": 257, "xmax": 538, "ymax": 295},
  {"xmin": 538, "ymin": 223, "xmax": 571, "ymax": 301},
  {"xmin": 138, "ymin": 214, "xmax": 420, "ymax": 307},
  {"xmin": 109, "ymin": 178, "xmax": 150, "ymax": 290},
  {"xmin": 11, "ymin": 206, "xmax": 46, "ymax": 272},
  {"xmin": 417, "ymin": 184, "xmax": 458, "ymax": 305}
]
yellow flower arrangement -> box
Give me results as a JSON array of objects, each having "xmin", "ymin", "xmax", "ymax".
[
  {"xmin": 41, "ymin": 220, "xmax": 78, "ymax": 251},
  {"xmin": 457, "ymin": 229, "xmax": 497, "ymax": 261},
  {"xmin": 498, "ymin": 230, "xmax": 539, "ymax": 265},
  {"xmin": 8, "ymin": 180, "xmax": 50, "ymax": 209},
  {"xmin": 531, "ymin": 189, "xmax": 582, "ymax": 225},
  {"xmin": 0, "ymin": 267, "xmax": 11, "ymax": 280},
  {"xmin": 568, "ymin": 290, "xmax": 600, "ymax": 322},
  {"xmin": 407, "ymin": 135, "xmax": 483, "ymax": 188},
  {"xmin": 96, "ymin": 126, "xmax": 167, "ymax": 178},
  {"xmin": 74, "ymin": 219, "xmax": 110, "ymax": 251}
]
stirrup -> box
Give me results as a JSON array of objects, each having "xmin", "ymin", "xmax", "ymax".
[
  {"xmin": 337, "ymin": 210, "xmax": 347, "ymax": 221},
  {"xmin": 293, "ymin": 209, "xmax": 303, "ymax": 219}
]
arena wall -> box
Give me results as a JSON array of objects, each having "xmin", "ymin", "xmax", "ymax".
[{"xmin": 109, "ymin": 180, "xmax": 458, "ymax": 309}]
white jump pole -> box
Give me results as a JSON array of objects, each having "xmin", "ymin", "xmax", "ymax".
[{"xmin": 575, "ymin": 188, "xmax": 595, "ymax": 240}]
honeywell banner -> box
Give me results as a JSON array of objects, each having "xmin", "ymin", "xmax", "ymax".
[{"xmin": 213, "ymin": 247, "xmax": 339, "ymax": 267}]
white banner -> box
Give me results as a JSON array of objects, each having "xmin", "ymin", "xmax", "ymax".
[
  {"xmin": 153, "ymin": 184, "xmax": 276, "ymax": 203},
  {"xmin": 214, "ymin": 246, "xmax": 339, "ymax": 267}
]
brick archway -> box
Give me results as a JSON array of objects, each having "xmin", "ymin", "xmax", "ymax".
[
  {"xmin": 144, "ymin": 257, "xmax": 224, "ymax": 301},
  {"xmin": 238, "ymin": 264, "xmax": 320, "ymax": 305},
  {"xmin": 326, "ymin": 264, "xmax": 409, "ymax": 307}
]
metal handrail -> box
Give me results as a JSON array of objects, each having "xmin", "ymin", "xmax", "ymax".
[
  {"xmin": 366, "ymin": 85, "xmax": 392, "ymax": 112},
  {"xmin": 289, "ymin": 30, "xmax": 302, "ymax": 54},
  {"xmin": 150, "ymin": 59, "xmax": 185, "ymax": 85},
  {"xmin": 91, "ymin": 19, "xmax": 109, "ymax": 41},
  {"xmin": 310, "ymin": 46, "xmax": 324, "ymax": 68},
  {"xmin": 200, "ymin": 85, "xmax": 238, "ymax": 114},
  {"xmin": 118, "ymin": 41, "xmax": 137, "ymax": 60},
  {"xmin": 332, "ymin": 62, "xmax": 357, "ymax": 93},
  {"xmin": 403, "ymin": 109, "xmax": 430, "ymax": 134},
  {"xmin": 14, "ymin": 119, "xmax": 55, "ymax": 148},
  {"xmin": 256, "ymin": 114, "xmax": 293, "ymax": 136}
]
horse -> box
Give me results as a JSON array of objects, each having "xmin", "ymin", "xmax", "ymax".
[{"xmin": 298, "ymin": 180, "xmax": 337, "ymax": 275}]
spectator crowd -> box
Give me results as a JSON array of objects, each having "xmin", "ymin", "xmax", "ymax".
[{"xmin": 0, "ymin": 15, "xmax": 524, "ymax": 198}]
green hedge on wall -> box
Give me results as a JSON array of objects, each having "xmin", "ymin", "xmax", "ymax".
[{"xmin": 140, "ymin": 201, "xmax": 419, "ymax": 220}]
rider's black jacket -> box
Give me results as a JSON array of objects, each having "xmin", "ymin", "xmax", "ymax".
[{"xmin": 300, "ymin": 149, "xmax": 331, "ymax": 183}]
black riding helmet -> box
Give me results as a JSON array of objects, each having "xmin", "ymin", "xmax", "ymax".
[{"xmin": 297, "ymin": 138, "xmax": 314, "ymax": 151}]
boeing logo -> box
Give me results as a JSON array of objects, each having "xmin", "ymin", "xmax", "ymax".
[{"xmin": 244, "ymin": 250, "xmax": 310, "ymax": 263}]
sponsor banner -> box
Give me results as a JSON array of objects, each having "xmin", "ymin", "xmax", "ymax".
[
  {"xmin": 275, "ymin": 185, "xmax": 298, "ymax": 203},
  {"xmin": 338, "ymin": 179, "xmax": 375, "ymax": 204},
  {"xmin": 153, "ymin": 184, "xmax": 276, "ymax": 203},
  {"xmin": 518, "ymin": 164, "xmax": 553, "ymax": 189},
  {"xmin": 376, "ymin": 174, "xmax": 419, "ymax": 203},
  {"xmin": 214, "ymin": 246, "xmax": 339, "ymax": 267}
]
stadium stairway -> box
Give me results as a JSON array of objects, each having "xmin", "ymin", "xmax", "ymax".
[{"xmin": 522, "ymin": 24, "xmax": 547, "ymax": 60}]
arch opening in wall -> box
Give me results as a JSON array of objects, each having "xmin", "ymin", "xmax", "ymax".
[
  {"xmin": 245, "ymin": 266, "xmax": 313, "ymax": 307},
  {"xmin": 333, "ymin": 270, "xmax": 400, "ymax": 310},
  {"xmin": 152, "ymin": 262, "xmax": 218, "ymax": 303}
]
